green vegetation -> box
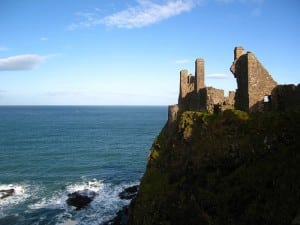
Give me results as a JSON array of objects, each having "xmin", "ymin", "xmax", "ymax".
[{"xmin": 128, "ymin": 110, "xmax": 300, "ymax": 225}]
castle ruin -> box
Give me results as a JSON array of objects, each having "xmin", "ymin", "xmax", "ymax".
[
  {"xmin": 230, "ymin": 47, "xmax": 277, "ymax": 112},
  {"xmin": 168, "ymin": 46, "xmax": 300, "ymax": 124}
]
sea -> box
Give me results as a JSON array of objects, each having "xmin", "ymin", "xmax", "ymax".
[{"xmin": 0, "ymin": 106, "xmax": 167, "ymax": 225}]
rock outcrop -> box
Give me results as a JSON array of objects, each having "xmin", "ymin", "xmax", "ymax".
[
  {"xmin": 119, "ymin": 185, "xmax": 139, "ymax": 200},
  {"xmin": 0, "ymin": 189, "xmax": 15, "ymax": 199},
  {"xmin": 66, "ymin": 190, "xmax": 96, "ymax": 210},
  {"xmin": 127, "ymin": 110, "xmax": 300, "ymax": 225},
  {"xmin": 126, "ymin": 46, "xmax": 300, "ymax": 225}
]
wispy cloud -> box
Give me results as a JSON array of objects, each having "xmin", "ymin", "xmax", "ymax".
[
  {"xmin": 102, "ymin": 0, "xmax": 198, "ymax": 28},
  {"xmin": 69, "ymin": 0, "xmax": 201, "ymax": 30},
  {"xmin": 0, "ymin": 54, "xmax": 47, "ymax": 71},
  {"xmin": 68, "ymin": 0, "xmax": 265, "ymax": 30},
  {"xmin": 175, "ymin": 59, "xmax": 190, "ymax": 64},
  {"xmin": 68, "ymin": 11, "xmax": 102, "ymax": 30},
  {"xmin": 206, "ymin": 73, "xmax": 231, "ymax": 79}
]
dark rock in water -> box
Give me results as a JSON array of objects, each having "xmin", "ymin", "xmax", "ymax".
[
  {"xmin": 66, "ymin": 189, "xmax": 96, "ymax": 210},
  {"xmin": 0, "ymin": 189, "xmax": 15, "ymax": 199},
  {"xmin": 119, "ymin": 185, "xmax": 139, "ymax": 200}
]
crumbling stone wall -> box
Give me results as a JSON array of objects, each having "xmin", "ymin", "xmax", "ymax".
[
  {"xmin": 199, "ymin": 87, "xmax": 226, "ymax": 113},
  {"xmin": 179, "ymin": 70, "xmax": 195, "ymax": 105},
  {"xmin": 247, "ymin": 52, "xmax": 277, "ymax": 112},
  {"xmin": 231, "ymin": 47, "xmax": 277, "ymax": 112},
  {"xmin": 168, "ymin": 46, "xmax": 298, "ymax": 125},
  {"xmin": 175, "ymin": 58, "xmax": 234, "ymax": 118},
  {"xmin": 271, "ymin": 84, "xmax": 300, "ymax": 112},
  {"xmin": 223, "ymin": 91, "xmax": 236, "ymax": 111},
  {"xmin": 230, "ymin": 50, "xmax": 249, "ymax": 112}
]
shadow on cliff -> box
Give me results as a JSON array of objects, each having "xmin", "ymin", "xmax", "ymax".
[
  {"xmin": 249, "ymin": 84, "xmax": 300, "ymax": 113},
  {"xmin": 127, "ymin": 109, "xmax": 300, "ymax": 225}
]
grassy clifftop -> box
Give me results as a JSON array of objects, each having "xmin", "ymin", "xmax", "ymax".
[{"xmin": 127, "ymin": 110, "xmax": 300, "ymax": 225}]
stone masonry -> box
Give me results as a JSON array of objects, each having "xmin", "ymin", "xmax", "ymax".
[
  {"xmin": 230, "ymin": 47, "xmax": 277, "ymax": 112},
  {"xmin": 168, "ymin": 46, "xmax": 300, "ymax": 125},
  {"xmin": 168, "ymin": 57, "xmax": 235, "ymax": 125}
]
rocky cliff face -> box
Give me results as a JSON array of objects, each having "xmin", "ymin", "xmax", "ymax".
[{"xmin": 127, "ymin": 110, "xmax": 300, "ymax": 225}]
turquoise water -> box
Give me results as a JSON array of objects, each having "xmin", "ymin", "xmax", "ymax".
[{"xmin": 0, "ymin": 106, "xmax": 167, "ymax": 225}]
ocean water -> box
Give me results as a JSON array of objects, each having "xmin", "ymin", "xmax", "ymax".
[{"xmin": 0, "ymin": 106, "xmax": 167, "ymax": 225}]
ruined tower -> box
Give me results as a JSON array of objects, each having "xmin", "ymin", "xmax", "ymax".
[
  {"xmin": 179, "ymin": 70, "xmax": 194, "ymax": 104},
  {"xmin": 234, "ymin": 46, "xmax": 245, "ymax": 60},
  {"xmin": 195, "ymin": 58, "xmax": 205, "ymax": 92},
  {"xmin": 230, "ymin": 46, "xmax": 277, "ymax": 112}
]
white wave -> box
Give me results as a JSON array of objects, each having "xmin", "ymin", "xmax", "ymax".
[
  {"xmin": 29, "ymin": 178, "xmax": 104, "ymax": 211},
  {"xmin": 0, "ymin": 184, "xmax": 29, "ymax": 206},
  {"xmin": 68, "ymin": 181, "xmax": 139, "ymax": 225},
  {"xmin": 28, "ymin": 179, "xmax": 140, "ymax": 225},
  {"xmin": 29, "ymin": 192, "xmax": 67, "ymax": 210},
  {"xmin": 66, "ymin": 178, "xmax": 104, "ymax": 193}
]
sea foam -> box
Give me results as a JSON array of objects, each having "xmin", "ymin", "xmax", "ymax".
[{"xmin": 0, "ymin": 184, "xmax": 28, "ymax": 205}]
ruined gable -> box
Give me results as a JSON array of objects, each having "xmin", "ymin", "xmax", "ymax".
[{"xmin": 230, "ymin": 47, "xmax": 277, "ymax": 112}]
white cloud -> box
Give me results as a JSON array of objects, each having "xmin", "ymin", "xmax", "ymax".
[
  {"xmin": 0, "ymin": 54, "xmax": 46, "ymax": 71},
  {"xmin": 69, "ymin": 0, "xmax": 200, "ymax": 30},
  {"xmin": 206, "ymin": 73, "xmax": 231, "ymax": 79},
  {"xmin": 68, "ymin": 0, "xmax": 265, "ymax": 30},
  {"xmin": 102, "ymin": 0, "xmax": 198, "ymax": 28},
  {"xmin": 68, "ymin": 11, "xmax": 102, "ymax": 30},
  {"xmin": 175, "ymin": 59, "xmax": 190, "ymax": 64}
]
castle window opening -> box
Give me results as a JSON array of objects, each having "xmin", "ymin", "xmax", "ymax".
[{"xmin": 264, "ymin": 95, "xmax": 271, "ymax": 103}]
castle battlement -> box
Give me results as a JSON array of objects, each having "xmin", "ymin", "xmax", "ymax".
[{"xmin": 168, "ymin": 46, "xmax": 300, "ymax": 125}]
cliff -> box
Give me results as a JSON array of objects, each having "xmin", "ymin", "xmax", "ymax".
[
  {"xmin": 127, "ymin": 110, "xmax": 300, "ymax": 225},
  {"xmin": 126, "ymin": 46, "xmax": 300, "ymax": 225}
]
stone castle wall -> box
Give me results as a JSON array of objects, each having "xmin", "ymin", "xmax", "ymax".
[
  {"xmin": 231, "ymin": 47, "xmax": 277, "ymax": 112},
  {"xmin": 271, "ymin": 84, "xmax": 300, "ymax": 112},
  {"xmin": 179, "ymin": 70, "xmax": 194, "ymax": 101},
  {"xmin": 199, "ymin": 87, "xmax": 225, "ymax": 113},
  {"xmin": 168, "ymin": 46, "xmax": 299, "ymax": 125}
]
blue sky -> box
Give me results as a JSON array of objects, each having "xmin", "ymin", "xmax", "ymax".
[{"xmin": 0, "ymin": 0, "xmax": 299, "ymax": 105}]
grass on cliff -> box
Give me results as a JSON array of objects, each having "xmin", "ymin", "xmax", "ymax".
[{"xmin": 128, "ymin": 109, "xmax": 300, "ymax": 225}]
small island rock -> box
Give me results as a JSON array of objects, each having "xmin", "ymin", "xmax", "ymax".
[
  {"xmin": 118, "ymin": 185, "xmax": 139, "ymax": 200},
  {"xmin": 0, "ymin": 189, "xmax": 15, "ymax": 199},
  {"xmin": 66, "ymin": 190, "xmax": 96, "ymax": 210}
]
